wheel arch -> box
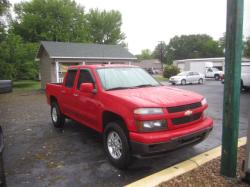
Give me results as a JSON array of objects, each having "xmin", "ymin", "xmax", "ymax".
[
  {"xmin": 50, "ymin": 95, "xmax": 57, "ymax": 105},
  {"xmin": 102, "ymin": 111, "xmax": 128, "ymax": 133}
]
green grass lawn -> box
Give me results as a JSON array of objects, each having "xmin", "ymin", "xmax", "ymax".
[
  {"xmin": 153, "ymin": 75, "xmax": 169, "ymax": 82},
  {"xmin": 13, "ymin": 80, "xmax": 41, "ymax": 91}
]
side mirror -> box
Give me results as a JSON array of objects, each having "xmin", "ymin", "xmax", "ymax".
[{"xmin": 80, "ymin": 83, "xmax": 95, "ymax": 93}]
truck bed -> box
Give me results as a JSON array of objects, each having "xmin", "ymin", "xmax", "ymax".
[{"xmin": 45, "ymin": 83, "xmax": 63, "ymax": 105}]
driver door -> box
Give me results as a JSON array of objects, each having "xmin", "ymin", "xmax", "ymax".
[
  {"xmin": 206, "ymin": 68, "xmax": 213, "ymax": 77},
  {"xmin": 74, "ymin": 69, "xmax": 100, "ymax": 127}
]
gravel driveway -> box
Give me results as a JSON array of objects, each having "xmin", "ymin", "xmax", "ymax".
[{"xmin": 0, "ymin": 81, "xmax": 249, "ymax": 187}]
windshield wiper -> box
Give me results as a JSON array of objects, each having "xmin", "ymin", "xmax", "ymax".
[
  {"xmin": 106, "ymin": 84, "xmax": 157, "ymax": 91},
  {"xmin": 106, "ymin": 87, "xmax": 132, "ymax": 91},
  {"xmin": 134, "ymin": 84, "xmax": 156, "ymax": 88}
]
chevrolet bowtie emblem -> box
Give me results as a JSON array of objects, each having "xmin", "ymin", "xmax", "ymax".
[{"xmin": 184, "ymin": 110, "xmax": 193, "ymax": 116}]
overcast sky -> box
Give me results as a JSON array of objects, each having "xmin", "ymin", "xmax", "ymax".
[{"xmin": 11, "ymin": 0, "xmax": 250, "ymax": 54}]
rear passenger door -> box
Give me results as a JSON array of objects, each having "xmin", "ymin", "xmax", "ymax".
[
  {"xmin": 192, "ymin": 72, "xmax": 200, "ymax": 83},
  {"xmin": 187, "ymin": 72, "xmax": 194, "ymax": 83},
  {"xmin": 61, "ymin": 69, "xmax": 78, "ymax": 118}
]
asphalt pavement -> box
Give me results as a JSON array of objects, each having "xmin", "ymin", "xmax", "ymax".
[{"xmin": 0, "ymin": 80, "xmax": 249, "ymax": 187}]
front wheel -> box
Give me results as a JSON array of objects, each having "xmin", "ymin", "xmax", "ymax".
[
  {"xmin": 181, "ymin": 79, "xmax": 186, "ymax": 85},
  {"xmin": 103, "ymin": 122, "xmax": 131, "ymax": 169},
  {"xmin": 51, "ymin": 102, "xmax": 65, "ymax": 128}
]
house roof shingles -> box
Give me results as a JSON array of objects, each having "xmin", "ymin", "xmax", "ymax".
[{"xmin": 37, "ymin": 41, "xmax": 136, "ymax": 60}]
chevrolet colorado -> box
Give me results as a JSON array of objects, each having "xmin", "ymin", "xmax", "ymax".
[{"xmin": 46, "ymin": 64, "xmax": 213, "ymax": 168}]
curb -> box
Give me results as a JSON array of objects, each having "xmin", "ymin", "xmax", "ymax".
[{"xmin": 125, "ymin": 137, "xmax": 247, "ymax": 187}]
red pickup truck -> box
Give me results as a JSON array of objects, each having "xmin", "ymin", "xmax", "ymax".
[{"xmin": 46, "ymin": 64, "xmax": 213, "ymax": 168}]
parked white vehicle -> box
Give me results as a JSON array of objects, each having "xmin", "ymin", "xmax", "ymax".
[
  {"xmin": 221, "ymin": 62, "xmax": 250, "ymax": 90},
  {"xmin": 241, "ymin": 63, "xmax": 250, "ymax": 89},
  {"xmin": 169, "ymin": 71, "xmax": 205, "ymax": 85},
  {"xmin": 205, "ymin": 67, "xmax": 223, "ymax": 80}
]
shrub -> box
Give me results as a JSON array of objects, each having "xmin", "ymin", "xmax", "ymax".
[
  {"xmin": 0, "ymin": 60, "xmax": 15, "ymax": 80},
  {"xmin": 163, "ymin": 65, "xmax": 180, "ymax": 78}
]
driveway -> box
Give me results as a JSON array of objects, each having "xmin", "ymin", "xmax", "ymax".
[{"xmin": 0, "ymin": 81, "xmax": 249, "ymax": 187}]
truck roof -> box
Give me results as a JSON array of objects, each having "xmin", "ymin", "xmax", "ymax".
[{"xmin": 68, "ymin": 64, "xmax": 138, "ymax": 70}]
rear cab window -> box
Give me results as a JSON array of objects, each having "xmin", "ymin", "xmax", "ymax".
[{"xmin": 65, "ymin": 69, "xmax": 78, "ymax": 88}]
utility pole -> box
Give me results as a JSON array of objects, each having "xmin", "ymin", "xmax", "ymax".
[
  {"xmin": 220, "ymin": 0, "xmax": 244, "ymax": 178},
  {"xmin": 159, "ymin": 41, "xmax": 164, "ymax": 70}
]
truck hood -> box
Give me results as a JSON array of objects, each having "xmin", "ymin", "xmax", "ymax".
[{"xmin": 107, "ymin": 86, "xmax": 203, "ymax": 107}]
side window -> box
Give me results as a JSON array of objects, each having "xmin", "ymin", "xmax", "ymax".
[
  {"xmin": 65, "ymin": 70, "xmax": 77, "ymax": 88},
  {"xmin": 188, "ymin": 72, "xmax": 193, "ymax": 76},
  {"xmin": 77, "ymin": 69, "xmax": 94, "ymax": 89}
]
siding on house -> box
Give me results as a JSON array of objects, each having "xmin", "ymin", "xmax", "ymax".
[
  {"xmin": 173, "ymin": 57, "xmax": 250, "ymax": 73},
  {"xmin": 40, "ymin": 49, "xmax": 52, "ymax": 89},
  {"xmin": 131, "ymin": 59, "xmax": 162, "ymax": 70}
]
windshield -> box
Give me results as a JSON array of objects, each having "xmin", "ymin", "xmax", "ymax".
[
  {"xmin": 96, "ymin": 67, "xmax": 160, "ymax": 90},
  {"xmin": 177, "ymin": 72, "xmax": 189, "ymax": 76}
]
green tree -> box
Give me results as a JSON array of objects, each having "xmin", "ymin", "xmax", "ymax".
[
  {"xmin": 0, "ymin": 0, "xmax": 9, "ymax": 16},
  {"xmin": 0, "ymin": 0, "xmax": 10, "ymax": 42},
  {"xmin": 12, "ymin": 0, "xmax": 89, "ymax": 42},
  {"xmin": 163, "ymin": 65, "xmax": 180, "ymax": 78},
  {"xmin": 244, "ymin": 37, "xmax": 250, "ymax": 57},
  {"xmin": 0, "ymin": 33, "xmax": 39, "ymax": 80},
  {"xmin": 86, "ymin": 9, "xmax": 125, "ymax": 44},
  {"xmin": 153, "ymin": 41, "xmax": 167, "ymax": 63},
  {"xmin": 136, "ymin": 49, "xmax": 152, "ymax": 60},
  {"xmin": 166, "ymin": 34, "xmax": 224, "ymax": 64}
]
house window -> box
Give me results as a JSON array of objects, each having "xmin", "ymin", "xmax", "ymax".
[{"xmin": 59, "ymin": 63, "xmax": 80, "ymax": 82}]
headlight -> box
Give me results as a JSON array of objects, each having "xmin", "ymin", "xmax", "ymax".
[
  {"xmin": 134, "ymin": 108, "xmax": 164, "ymax": 115},
  {"xmin": 201, "ymin": 98, "xmax": 207, "ymax": 106},
  {"xmin": 136, "ymin": 120, "xmax": 167, "ymax": 132}
]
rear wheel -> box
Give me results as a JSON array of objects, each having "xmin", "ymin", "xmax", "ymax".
[
  {"xmin": 214, "ymin": 74, "xmax": 220, "ymax": 80},
  {"xmin": 198, "ymin": 78, "xmax": 204, "ymax": 84},
  {"xmin": 181, "ymin": 79, "xmax": 186, "ymax": 85},
  {"xmin": 241, "ymin": 80, "xmax": 247, "ymax": 91},
  {"xmin": 103, "ymin": 122, "xmax": 131, "ymax": 169},
  {"xmin": 51, "ymin": 102, "xmax": 65, "ymax": 128}
]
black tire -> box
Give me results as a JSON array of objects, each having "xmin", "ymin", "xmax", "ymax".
[
  {"xmin": 241, "ymin": 80, "xmax": 247, "ymax": 92},
  {"xmin": 181, "ymin": 79, "xmax": 186, "ymax": 85},
  {"xmin": 103, "ymin": 121, "xmax": 131, "ymax": 169},
  {"xmin": 198, "ymin": 78, "xmax": 204, "ymax": 84},
  {"xmin": 51, "ymin": 102, "xmax": 65, "ymax": 128},
  {"xmin": 214, "ymin": 74, "xmax": 220, "ymax": 80}
]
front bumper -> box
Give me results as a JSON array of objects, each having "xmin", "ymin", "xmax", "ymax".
[
  {"xmin": 129, "ymin": 117, "xmax": 213, "ymax": 157},
  {"xmin": 169, "ymin": 79, "xmax": 181, "ymax": 84}
]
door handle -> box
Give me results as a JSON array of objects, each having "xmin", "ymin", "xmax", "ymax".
[
  {"xmin": 61, "ymin": 90, "xmax": 66, "ymax": 94},
  {"xmin": 73, "ymin": 93, "xmax": 79, "ymax": 97}
]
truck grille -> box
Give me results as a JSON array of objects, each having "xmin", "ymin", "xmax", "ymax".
[
  {"xmin": 172, "ymin": 112, "xmax": 202, "ymax": 125},
  {"xmin": 167, "ymin": 102, "xmax": 201, "ymax": 113}
]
